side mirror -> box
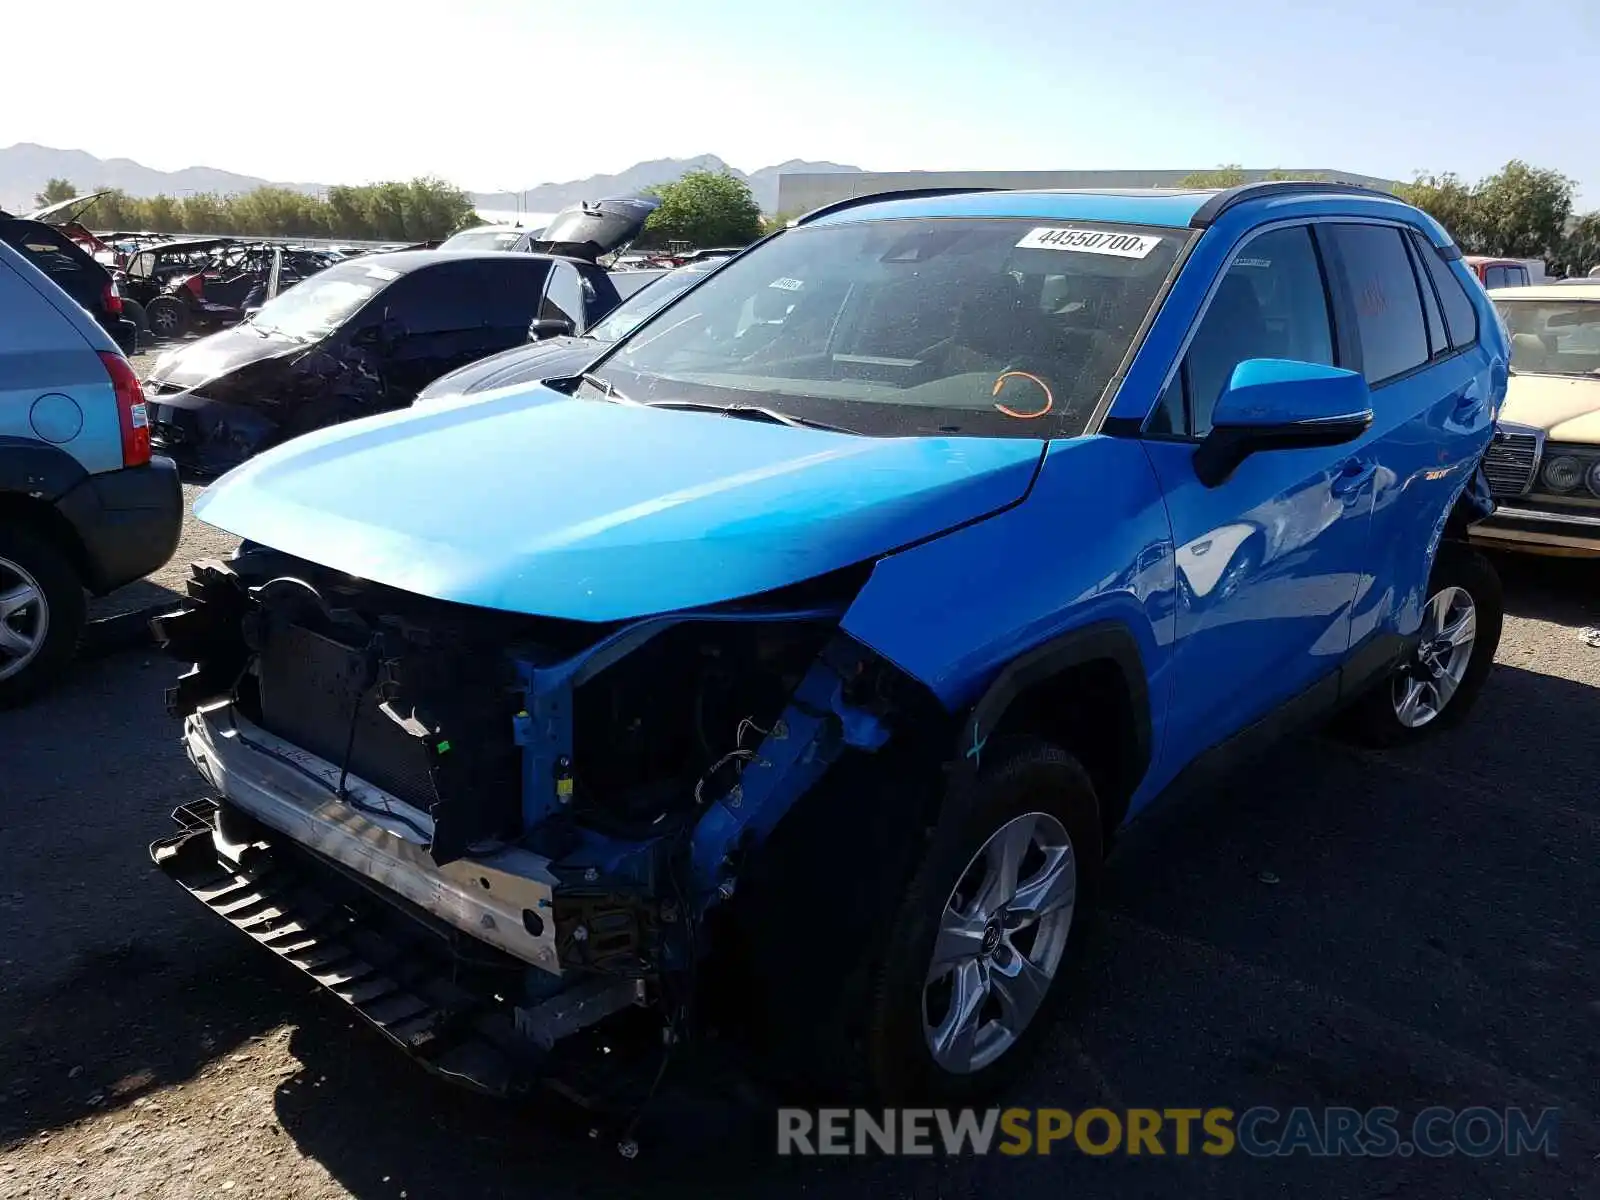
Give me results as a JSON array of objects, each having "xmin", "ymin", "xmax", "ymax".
[
  {"xmin": 529, "ymin": 316, "xmax": 575, "ymax": 339},
  {"xmin": 1193, "ymin": 358, "xmax": 1372, "ymax": 488}
]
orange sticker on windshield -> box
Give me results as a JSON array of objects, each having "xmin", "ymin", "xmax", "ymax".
[{"xmin": 992, "ymin": 370, "xmax": 1053, "ymax": 420}]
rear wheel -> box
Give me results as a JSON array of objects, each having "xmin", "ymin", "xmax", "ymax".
[
  {"xmin": 1337, "ymin": 545, "xmax": 1502, "ymax": 747},
  {"xmin": 145, "ymin": 295, "xmax": 189, "ymax": 339},
  {"xmin": 0, "ymin": 524, "xmax": 85, "ymax": 707},
  {"xmin": 123, "ymin": 297, "xmax": 151, "ymax": 337}
]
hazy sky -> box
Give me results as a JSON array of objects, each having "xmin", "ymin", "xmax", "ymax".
[{"xmin": 2, "ymin": 0, "xmax": 1595, "ymax": 201}]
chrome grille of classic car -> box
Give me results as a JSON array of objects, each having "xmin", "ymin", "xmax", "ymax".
[{"xmin": 1481, "ymin": 427, "xmax": 1542, "ymax": 497}]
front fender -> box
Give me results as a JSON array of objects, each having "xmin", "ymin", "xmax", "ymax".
[{"xmin": 839, "ymin": 434, "xmax": 1177, "ymax": 765}]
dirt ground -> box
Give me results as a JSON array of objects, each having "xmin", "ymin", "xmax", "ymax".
[{"xmin": 2, "ymin": 347, "xmax": 1598, "ymax": 1196}]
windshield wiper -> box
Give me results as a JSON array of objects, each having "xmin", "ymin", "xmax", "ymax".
[
  {"xmin": 645, "ymin": 399, "xmax": 851, "ymax": 433},
  {"xmin": 578, "ymin": 371, "xmax": 640, "ymax": 406}
]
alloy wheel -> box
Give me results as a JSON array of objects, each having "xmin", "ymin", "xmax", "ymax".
[
  {"xmin": 1392, "ymin": 585, "xmax": 1477, "ymax": 729},
  {"xmin": 0, "ymin": 556, "xmax": 50, "ymax": 683},
  {"xmin": 922, "ymin": 811, "xmax": 1076, "ymax": 1074}
]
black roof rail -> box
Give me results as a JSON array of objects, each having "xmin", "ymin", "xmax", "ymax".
[
  {"xmin": 791, "ymin": 187, "xmax": 1000, "ymax": 227},
  {"xmin": 1188, "ymin": 180, "xmax": 1402, "ymax": 228}
]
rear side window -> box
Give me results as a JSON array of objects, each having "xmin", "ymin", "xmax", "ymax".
[
  {"xmin": 1326, "ymin": 224, "xmax": 1429, "ymax": 384},
  {"xmin": 1485, "ymin": 265, "xmax": 1509, "ymax": 289},
  {"xmin": 1411, "ymin": 234, "xmax": 1478, "ymax": 350},
  {"xmin": 387, "ymin": 261, "xmax": 546, "ymax": 334},
  {"xmin": 1150, "ymin": 224, "xmax": 1335, "ymax": 437}
]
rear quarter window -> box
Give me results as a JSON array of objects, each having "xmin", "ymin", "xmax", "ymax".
[{"xmin": 1411, "ymin": 233, "xmax": 1479, "ymax": 351}]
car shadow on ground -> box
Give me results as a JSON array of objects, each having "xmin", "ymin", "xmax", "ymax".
[
  {"xmin": 0, "ymin": 935, "xmax": 303, "ymax": 1142},
  {"xmin": 83, "ymin": 579, "xmax": 184, "ymax": 655},
  {"xmin": 1487, "ymin": 550, "xmax": 1599, "ymax": 628}
]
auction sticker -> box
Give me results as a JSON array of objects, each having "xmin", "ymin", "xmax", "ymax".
[{"xmin": 1016, "ymin": 227, "xmax": 1162, "ymax": 258}]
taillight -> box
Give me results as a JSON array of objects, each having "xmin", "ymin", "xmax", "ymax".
[
  {"xmin": 99, "ymin": 351, "xmax": 150, "ymax": 467},
  {"xmin": 102, "ymin": 279, "xmax": 123, "ymax": 315}
]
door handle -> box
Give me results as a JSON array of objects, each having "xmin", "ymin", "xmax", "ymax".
[{"xmin": 1331, "ymin": 458, "xmax": 1376, "ymax": 498}]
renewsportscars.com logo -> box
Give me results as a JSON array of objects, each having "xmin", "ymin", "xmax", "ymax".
[{"xmin": 777, "ymin": 1106, "xmax": 1561, "ymax": 1158}]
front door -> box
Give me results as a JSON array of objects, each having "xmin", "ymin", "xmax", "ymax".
[{"xmin": 1140, "ymin": 222, "xmax": 1378, "ymax": 778}]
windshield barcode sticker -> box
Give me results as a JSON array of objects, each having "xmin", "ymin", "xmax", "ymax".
[
  {"xmin": 1015, "ymin": 227, "xmax": 1162, "ymax": 258},
  {"xmin": 769, "ymin": 277, "xmax": 805, "ymax": 291}
]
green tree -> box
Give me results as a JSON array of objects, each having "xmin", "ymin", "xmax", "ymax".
[
  {"xmin": 1178, "ymin": 165, "xmax": 1248, "ymax": 188},
  {"xmin": 144, "ymin": 194, "xmax": 182, "ymax": 233},
  {"xmin": 1554, "ymin": 212, "xmax": 1600, "ymax": 278},
  {"xmin": 641, "ymin": 170, "xmax": 763, "ymax": 248},
  {"xmin": 325, "ymin": 186, "xmax": 374, "ymax": 240},
  {"xmin": 1472, "ymin": 160, "xmax": 1574, "ymax": 261},
  {"xmin": 86, "ymin": 188, "xmax": 147, "ymax": 228},
  {"xmin": 32, "ymin": 177, "xmax": 78, "ymax": 208},
  {"xmin": 1393, "ymin": 172, "xmax": 1483, "ymax": 250},
  {"xmin": 179, "ymin": 191, "xmax": 229, "ymax": 234}
]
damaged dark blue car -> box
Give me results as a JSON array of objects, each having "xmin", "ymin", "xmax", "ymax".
[{"xmin": 150, "ymin": 182, "xmax": 1508, "ymax": 1119}]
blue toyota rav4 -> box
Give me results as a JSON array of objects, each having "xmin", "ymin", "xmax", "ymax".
[{"xmin": 152, "ymin": 182, "xmax": 1506, "ymax": 1111}]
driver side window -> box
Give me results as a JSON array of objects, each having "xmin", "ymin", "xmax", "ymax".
[{"xmin": 1149, "ymin": 225, "xmax": 1336, "ymax": 438}]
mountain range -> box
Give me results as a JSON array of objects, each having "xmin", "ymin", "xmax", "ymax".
[{"xmin": 0, "ymin": 144, "xmax": 861, "ymax": 215}]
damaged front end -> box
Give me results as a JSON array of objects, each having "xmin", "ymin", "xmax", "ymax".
[{"xmin": 150, "ymin": 548, "xmax": 919, "ymax": 1104}]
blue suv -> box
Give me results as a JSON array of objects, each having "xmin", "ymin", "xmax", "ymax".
[{"xmin": 151, "ymin": 182, "xmax": 1506, "ymax": 1110}]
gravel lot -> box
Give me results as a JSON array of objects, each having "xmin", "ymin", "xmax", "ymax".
[{"xmin": 2, "ymin": 349, "xmax": 1598, "ymax": 1196}]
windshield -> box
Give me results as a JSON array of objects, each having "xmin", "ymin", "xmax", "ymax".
[
  {"xmin": 249, "ymin": 258, "xmax": 396, "ymax": 340},
  {"xmin": 1496, "ymin": 299, "xmax": 1600, "ymax": 376},
  {"xmin": 592, "ymin": 218, "xmax": 1188, "ymax": 437},
  {"xmin": 439, "ymin": 228, "xmax": 526, "ymax": 251},
  {"xmin": 587, "ymin": 268, "xmax": 711, "ymax": 344}
]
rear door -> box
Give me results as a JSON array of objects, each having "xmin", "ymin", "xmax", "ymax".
[{"xmin": 1322, "ymin": 223, "xmax": 1497, "ymax": 674}]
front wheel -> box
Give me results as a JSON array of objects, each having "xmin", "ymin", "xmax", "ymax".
[
  {"xmin": 1337, "ymin": 544, "xmax": 1503, "ymax": 747},
  {"xmin": 865, "ymin": 739, "xmax": 1102, "ymax": 1102}
]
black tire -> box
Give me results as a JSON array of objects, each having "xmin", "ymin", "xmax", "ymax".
[
  {"xmin": 0, "ymin": 523, "xmax": 86, "ymax": 708},
  {"xmin": 123, "ymin": 297, "xmax": 151, "ymax": 337},
  {"xmin": 145, "ymin": 295, "xmax": 189, "ymax": 339},
  {"xmin": 1336, "ymin": 544, "xmax": 1503, "ymax": 748},
  {"xmin": 864, "ymin": 737, "xmax": 1102, "ymax": 1103}
]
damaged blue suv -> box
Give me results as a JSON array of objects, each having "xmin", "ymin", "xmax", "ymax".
[{"xmin": 152, "ymin": 182, "xmax": 1507, "ymax": 1111}]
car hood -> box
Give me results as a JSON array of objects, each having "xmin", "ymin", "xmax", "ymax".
[
  {"xmin": 415, "ymin": 336, "xmax": 597, "ymax": 400},
  {"xmin": 194, "ymin": 388, "xmax": 1045, "ymax": 622},
  {"xmin": 148, "ymin": 324, "xmax": 305, "ymax": 389},
  {"xmin": 1501, "ymin": 374, "xmax": 1600, "ymax": 440}
]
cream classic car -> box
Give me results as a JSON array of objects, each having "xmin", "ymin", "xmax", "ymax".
[{"xmin": 1472, "ymin": 282, "xmax": 1600, "ymax": 556}]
